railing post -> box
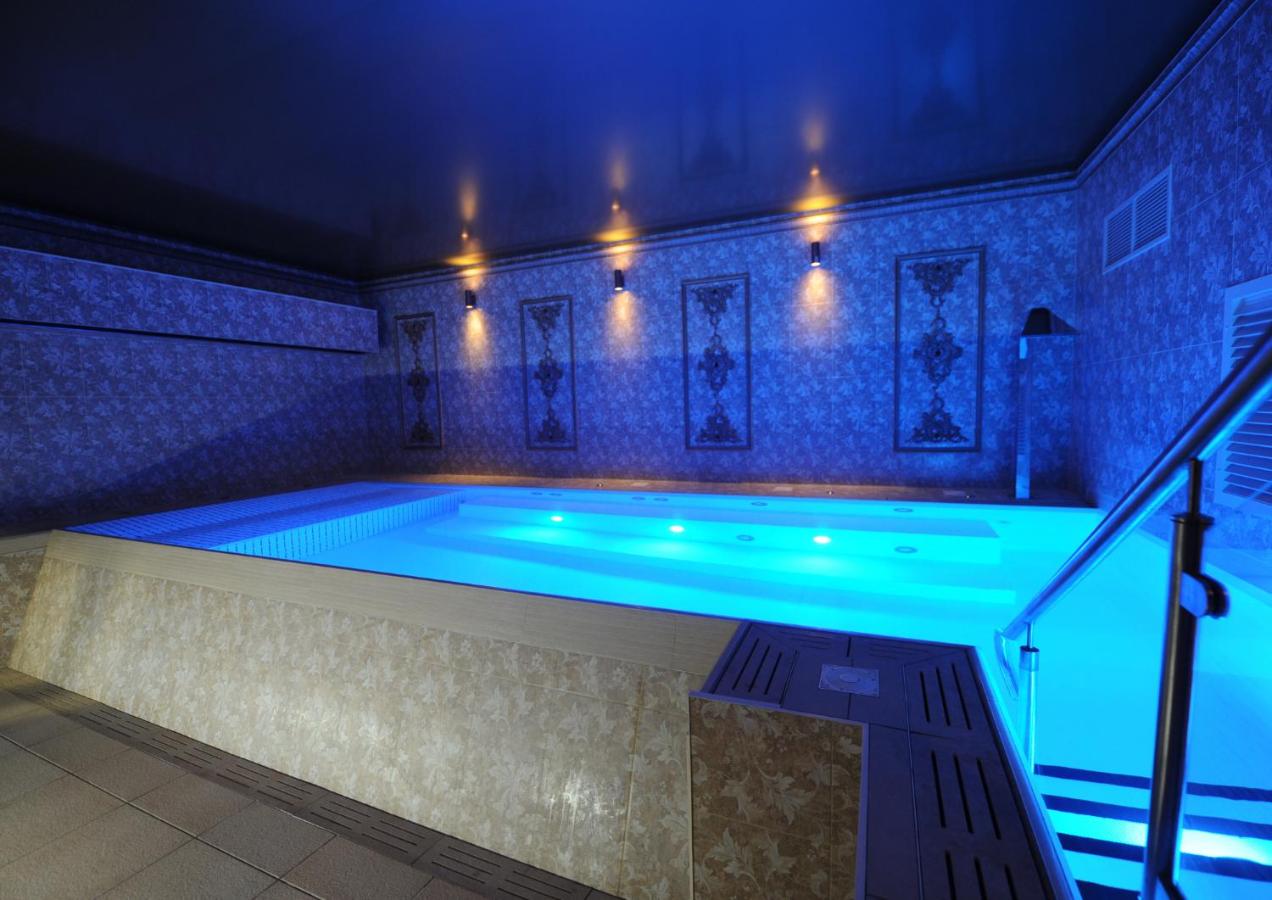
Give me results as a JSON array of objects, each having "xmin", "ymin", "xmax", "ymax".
[
  {"xmin": 1019, "ymin": 623, "xmax": 1039, "ymax": 770},
  {"xmin": 1143, "ymin": 459, "xmax": 1228, "ymax": 899}
]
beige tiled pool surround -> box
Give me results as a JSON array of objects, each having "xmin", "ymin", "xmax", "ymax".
[
  {"xmin": 689, "ymin": 696, "xmax": 863, "ymax": 899},
  {"xmin": 0, "ymin": 532, "xmax": 47, "ymax": 666},
  {"xmin": 12, "ymin": 529, "xmax": 739, "ymax": 897}
]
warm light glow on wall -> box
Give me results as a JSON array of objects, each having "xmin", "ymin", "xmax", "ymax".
[
  {"xmin": 791, "ymin": 267, "xmax": 834, "ymax": 348},
  {"xmin": 463, "ymin": 305, "xmax": 490, "ymax": 364},
  {"xmin": 595, "ymin": 225, "xmax": 639, "ymax": 244},
  {"xmin": 791, "ymin": 192, "xmax": 841, "ymax": 214},
  {"xmin": 605, "ymin": 290, "xmax": 640, "ymax": 359}
]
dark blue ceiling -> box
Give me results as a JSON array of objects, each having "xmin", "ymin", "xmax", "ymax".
[{"xmin": 0, "ymin": 0, "xmax": 1216, "ymax": 279}]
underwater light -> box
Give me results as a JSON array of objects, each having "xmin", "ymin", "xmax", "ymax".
[
  {"xmin": 668, "ymin": 524, "xmax": 685, "ymax": 534},
  {"xmin": 549, "ymin": 515, "xmax": 564, "ymax": 523},
  {"xmin": 813, "ymin": 534, "xmax": 831, "ymax": 545},
  {"xmin": 810, "ymin": 241, "xmax": 822, "ymax": 268}
]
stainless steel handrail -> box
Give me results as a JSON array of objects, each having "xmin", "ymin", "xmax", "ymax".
[{"xmin": 1002, "ymin": 321, "xmax": 1272, "ymax": 641}]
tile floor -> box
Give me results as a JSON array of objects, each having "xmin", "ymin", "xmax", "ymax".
[{"xmin": 0, "ymin": 675, "xmax": 618, "ymax": 899}]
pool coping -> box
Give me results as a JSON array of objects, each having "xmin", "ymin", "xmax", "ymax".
[
  {"xmin": 44, "ymin": 529, "xmax": 738, "ymax": 676},
  {"xmin": 370, "ymin": 472, "xmax": 1091, "ymax": 509}
]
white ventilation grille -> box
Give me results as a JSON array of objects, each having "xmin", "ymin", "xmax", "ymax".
[
  {"xmin": 1104, "ymin": 168, "xmax": 1172, "ymax": 271},
  {"xmin": 1218, "ymin": 275, "xmax": 1272, "ymax": 512}
]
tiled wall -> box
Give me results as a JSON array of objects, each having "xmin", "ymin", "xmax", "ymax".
[
  {"xmin": 366, "ymin": 190, "xmax": 1078, "ymax": 492},
  {"xmin": 11, "ymin": 553, "xmax": 705, "ymax": 897},
  {"xmin": 690, "ymin": 696, "xmax": 863, "ymax": 899},
  {"xmin": 0, "ymin": 548, "xmax": 42, "ymax": 664},
  {"xmin": 0, "ymin": 249, "xmax": 378, "ymax": 535},
  {"xmin": 1074, "ymin": 0, "xmax": 1272, "ymax": 527}
]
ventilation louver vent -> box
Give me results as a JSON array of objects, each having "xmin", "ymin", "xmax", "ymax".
[
  {"xmin": 1219, "ymin": 278, "xmax": 1272, "ymax": 513},
  {"xmin": 1104, "ymin": 167, "xmax": 1171, "ymax": 271},
  {"xmin": 1105, "ymin": 206, "xmax": 1133, "ymax": 268}
]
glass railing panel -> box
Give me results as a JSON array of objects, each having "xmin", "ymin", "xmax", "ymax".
[
  {"xmin": 1020, "ymin": 473, "xmax": 1190, "ymax": 895},
  {"xmin": 1174, "ymin": 483, "xmax": 1272, "ymax": 897}
]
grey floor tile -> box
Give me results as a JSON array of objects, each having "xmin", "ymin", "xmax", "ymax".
[
  {"xmin": 101, "ymin": 839, "xmax": 275, "ymax": 899},
  {"xmin": 0, "ymin": 748, "xmax": 62, "ymax": 805},
  {"xmin": 284, "ymin": 836, "xmax": 431, "ymax": 900},
  {"xmin": 28, "ymin": 722, "xmax": 130, "ymax": 772},
  {"xmin": 0, "ymin": 737, "xmax": 18, "ymax": 758},
  {"xmin": 78, "ymin": 747, "xmax": 183, "ymax": 801},
  {"xmin": 414, "ymin": 878, "xmax": 479, "ymax": 899},
  {"xmin": 0, "ymin": 774, "xmax": 120, "ymax": 866},
  {"xmin": 0, "ymin": 804, "xmax": 187, "ymax": 900},
  {"xmin": 0, "ymin": 692, "xmax": 78, "ymax": 747},
  {"xmin": 259, "ymin": 882, "xmax": 319, "ymax": 899},
  {"xmin": 203, "ymin": 802, "xmax": 333, "ymax": 877},
  {"xmin": 133, "ymin": 772, "xmax": 254, "ymax": 835}
]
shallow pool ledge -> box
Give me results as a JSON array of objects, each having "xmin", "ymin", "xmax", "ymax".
[{"xmin": 11, "ymin": 529, "xmax": 738, "ymax": 896}]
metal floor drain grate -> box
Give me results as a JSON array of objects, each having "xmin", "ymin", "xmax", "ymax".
[{"xmin": 819, "ymin": 664, "xmax": 879, "ymax": 696}]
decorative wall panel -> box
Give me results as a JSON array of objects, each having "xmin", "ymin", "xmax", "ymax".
[
  {"xmin": 394, "ymin": 312, "xmax": 443, "ymax": 449},
  {"xmin": 519, "ymin": 296, "xmax": 577, "ymax": 450},
  {"xmin": 894, "ymin": 247, "xmax": 985, "ymax": 451},
  {"xmin": 366, "ymin": 189, "xmax": 1077, "ymax": 489},
  {"xmin": 682, "ymin": 274, "xmax": 750, "ymax": 450}
]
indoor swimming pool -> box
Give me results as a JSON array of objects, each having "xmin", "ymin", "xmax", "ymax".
[
  {"xmin": 68, "ymin": 479, "xmax": 1272, "ymax": 896},
  {"xmin": 71, "ymin": 480, "xmax": 1100, "ymax": 648}
]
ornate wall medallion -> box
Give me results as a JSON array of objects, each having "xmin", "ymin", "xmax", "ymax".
[
  {"xmin": 394, "ymin": 312, "xmax": 443, "ymax": 448},
  {"xmin": 894, "ymin": 248, "xmax": 984, "ymax": 451},
  {"xmin": 520, "ymin": 295, "xmax": 577, "ymax": 450},
  {"xmin": 682, "ymin": 274, "xmax": 751, "ymax": 450}
]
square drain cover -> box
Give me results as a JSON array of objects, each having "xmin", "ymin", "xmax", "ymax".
[{"xmin": 819, "ymin": 664, "xmax": 879, "ymax": 696}]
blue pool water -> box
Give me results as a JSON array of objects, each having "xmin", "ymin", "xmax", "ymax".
[
  {"xmin": 74, "ymin": 481, "xmax": 1098, "ymax": 648},
  {"xmin": 72, "ymin": 480, "xmax": 1272, "ymax": 895}
]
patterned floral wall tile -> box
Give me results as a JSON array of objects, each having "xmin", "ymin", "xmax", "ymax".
[
  {"xmin": 0, "ymin": 549, "xmax": 42, "ymax": 664},
  {"xmin": 365, "ymin": 188, "xmax": 1079, "ymax": 492},
  {"xmin": 621, "ymin": 706, "xmax": 693, "ymax": 899},
  {"xmin": 1, "ymin": 254, "xmax": 377, "ymax": 536},
  {"xmin": 688, "ymin": 696, "xmax": 863, "ymax": 900},
  {"xmin": 1074, "ymin": 1, "xmax": 1270, "ymax": 512},
  {"xmin": 10, "ymin": 554, "xmax": 703, "ymax": 896}
]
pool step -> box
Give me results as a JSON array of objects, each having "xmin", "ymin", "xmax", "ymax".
[
  {"xmin": 1032, "ymin": 764, "xmax": 1272, "ymax": 897},
  {"xmin": 455, "ymin": 496, "xmax": 1003, "ymax": 564},
  {"xmin": 424, "ymin": 516, "xmax": 1018, "ymax": 607}
]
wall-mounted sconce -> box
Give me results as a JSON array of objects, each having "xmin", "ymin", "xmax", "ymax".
[
  {"xmin": 464, "ymin": 289, "xmax": 477, "ymax": 310},
  {"xmin": 810, "ymin": 241, "xmax": 822, "ymax": 268},
  {"xmin": 460, "ymin": 226, "xmax": 470, "ymax": 241},
  {"xmin": 613, "ymin": 269, "xmax": 626, "ymax": 293}
]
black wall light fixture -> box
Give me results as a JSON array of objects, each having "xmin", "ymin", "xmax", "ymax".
[
  {"xmin": 613, "ymin": 269, "xmax": 626, "ymax": 293},
  {"xmin": 464, "ymin": 289, "xmax": 477, "ymax": 310},
  {"xmin": 810, "ymin": 241, "xmax": 822, "ymax": 268}
]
